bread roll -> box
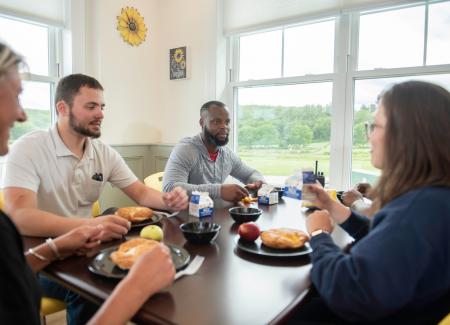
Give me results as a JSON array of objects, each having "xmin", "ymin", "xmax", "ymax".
[
  {"xmin": 260, "ymin": 228, "xmax": 309, "ymax": 249},
  {"xmin": 115, "ymin": 206, "xmax": 153, "ymax": 222},
  {"xmin": 110, "ymin": 238, "xmax": 158, "ymax": 269}
]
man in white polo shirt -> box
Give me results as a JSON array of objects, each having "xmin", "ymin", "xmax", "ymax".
[{"xmin": 2, "ymin": 74, "xmax": 188, "ymax": 325}]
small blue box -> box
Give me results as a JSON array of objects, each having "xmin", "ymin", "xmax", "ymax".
[{"xmin": 283, "ymin": 186, "xmax": 302, "ymax": 200}]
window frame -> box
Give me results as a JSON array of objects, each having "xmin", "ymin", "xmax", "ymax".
[
  {"xmin": 226, "ymin": 1, "xmax": 450, "ymax": 190},
  {"xmin": 0, "ymin": 12, "xmax": 62, "ymax": 130}
]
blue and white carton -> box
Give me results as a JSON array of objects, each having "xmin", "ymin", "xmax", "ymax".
[
  {"xmin": 258, "ymin": 184, "xmax": 278, "ymax": 205},
  {"xmin": 189, "ymin": 191, "xmax": 214, "ymax": 218},
  {"xmin": 283, "ymin": 172, "xmax": 302, "ymax": 200}
]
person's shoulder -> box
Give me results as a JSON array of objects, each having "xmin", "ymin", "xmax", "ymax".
[
  {"xmin": 383, "ymin": 186, "xmax": 450, "ymax": 224},
  {"xmin": 12, "ymin": 129, "xmax": 49, "ymax": 146},
  {"xmin": 8, "ymin": 130, "xmax": 50, "ymax": 156},
  {"xmin": 410, "ymin": 186, "xmax": 450, "ymax": 208},
  {"xmin": 173, "ymin": 136, "xmax": 200, "ymax": 152}
]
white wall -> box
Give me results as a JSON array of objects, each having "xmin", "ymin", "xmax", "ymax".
[{"xmin": 76, "ymin": 0, "xmax": 221, "ymax": 145}]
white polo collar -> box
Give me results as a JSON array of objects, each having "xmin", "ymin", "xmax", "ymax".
[{"xmin": 50, "ymin": 124, "xmax": 94, "ymax": 160}]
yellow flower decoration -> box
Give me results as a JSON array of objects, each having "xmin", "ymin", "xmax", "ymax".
[
  {"xmin": 174, "ymin": 48, "xmax": 184, "ymax": 63},
  {"xmin": 117, "ymin": 7, "xmax": 147, "ymax": 46}
]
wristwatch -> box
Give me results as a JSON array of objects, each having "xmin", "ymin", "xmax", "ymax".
[{"xmin": 310, "ymin": 229, "xmax": 329, "ymax": 237}]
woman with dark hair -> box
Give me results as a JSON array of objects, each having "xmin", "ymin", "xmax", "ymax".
[
  {"xmin": 0, "ymin": 42, "xmax": 175, "ymax": 324},
  {"xmin": 292, "ymin": 80, "xmax": 450, "ymax": 324}
]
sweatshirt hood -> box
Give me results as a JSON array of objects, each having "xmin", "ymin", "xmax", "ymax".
[{"xmin": 180, "ymin": 133, "xmax": 223, "ymax": 159}]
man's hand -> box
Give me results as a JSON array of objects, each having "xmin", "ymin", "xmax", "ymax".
[
  {"xmin": 220, "ymin": 184, "xmax": 249, "ymax": 202},
  {"xmin": 53, "ymin": 225, "xmax": 104, "ymax": 259},
  {"xmin": 306, "ymin": 210, "xmax": 334, "ymax": 235},
  {"xmin": 162, "ymin": 186, "xmax": 188, "ymax": 211},
  {"xmin": 87, "ymin": 215, "xmax": 131, "ymax": 241},
  {"xmin": 342, "ymin": 190, "xmax": 363, "ymax": 207}
]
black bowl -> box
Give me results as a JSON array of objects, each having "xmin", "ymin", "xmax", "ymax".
[
  {"xmin": 180, "ymin": 222, "xmax": 221, "ymax": 244},
  {"xmin": 228, "ymin": 207, "xmax": 262, "ymax": 224}
]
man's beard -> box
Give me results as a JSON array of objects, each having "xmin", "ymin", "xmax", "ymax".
[
  {"xmin": 203, "ymin": 126, "xmax": 228, "ymax": 146},
  {"xmin": 69, "ymin": 110, "xmax": 101, "ymax": 138}
]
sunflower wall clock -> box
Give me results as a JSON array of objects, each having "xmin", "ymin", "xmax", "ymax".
[{"xmin": 117, "ymin": 7, "xmax": 147, "ymax": 46}]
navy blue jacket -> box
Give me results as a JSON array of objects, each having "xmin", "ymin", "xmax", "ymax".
[{"xmin": 309, "ymin": 186, "xmax": 450, "ymax": 322}]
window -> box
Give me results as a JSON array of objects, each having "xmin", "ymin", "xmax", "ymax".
[
  {"xmin": 0, "ymin": 14, "xmax": 60, "ymax": 143},
  {"xmin": 236, "ymin": 83, "xmax": 332, "ymax": 185},
  {"xmin": 229, "ymin": 1, "xmax": 450, "ymax": 189}
]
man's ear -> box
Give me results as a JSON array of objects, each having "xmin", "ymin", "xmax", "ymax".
[
  {"xmin": 56, "ymin": 100, "xmax": 68, "ymax": 116},
  {"xmin": 199, "ymin": 118, "xmax": 204, "ymax": 128}
]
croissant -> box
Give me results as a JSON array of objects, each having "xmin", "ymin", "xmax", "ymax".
[
  {"xmin": 260, "ymin": 228, "xmax": 309, "ymax": 249},
  {"xmin": 110, "ymin": 238, "xmax": 158, "ymax": 269},
  {"xmin": 115, "ymin": 206, "xmax": 153, "ymax": 222}
]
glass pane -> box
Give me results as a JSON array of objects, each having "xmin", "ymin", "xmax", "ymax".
[
  {"xmin": 239, "ymin": 30, "xmax": 282, "ymax": 81},
  {"xmin": 0, "ymin": 16, "xmax": 49, "ymax": 75},
  {"xmin": 284, "ymin": 19, "xmax": 335, "ymax": 76},
  {"xmin": 352, "ymin": 74, "xmax": 450, "ymax": 186},
  {"xmin": 358, "ymin": 6, "xmax": 424, "ymax": 70},
  {"xmin": 427, "ymin": 1, "xmax": 450, "ymax": 66},
  {"xmin": 236, "ymin": 83, "xmax": 332, "ymax": 185},
  {"xmin": 10, "ymin": 81, "xmax": 52, "ymax": 142}
]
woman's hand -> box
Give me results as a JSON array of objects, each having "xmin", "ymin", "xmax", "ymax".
[
  {"xmin": 306, "ymin": 210, "xmax": 334, "ymax": 234},
  {"xmin": 307, "ymin": 183, "xmax": 335, "ymax": 210},
  {"xmin": 52, "ymin": 225, "xmax": 104, "ymax": 259},
  {"xmin": 307, "ymin": 183, "xmax": 352, "ymax": 225}
]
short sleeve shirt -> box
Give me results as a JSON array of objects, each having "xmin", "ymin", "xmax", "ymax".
[{"xmin": 3, "ymin": 125, "xmax": 137, "ymax": 217}]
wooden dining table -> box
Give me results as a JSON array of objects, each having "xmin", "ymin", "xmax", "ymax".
[{"xmin": 23, "ymin": 197, "xmax": 351, "ymax": 325}]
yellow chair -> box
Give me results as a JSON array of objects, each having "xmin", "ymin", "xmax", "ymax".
[
  {"xmin": 439, "ymin": 313, "xmax": 450, "ymax": 325},
  {"xmin": 40, "ymin": 297, "xmax": 67, "ymax": 324},
  {"xmin": 144, "ymin": 171, "xmax": 164, "ymax": 191},
  {"xmin": 92, "ymin": 200, "xmax": 101, "ymax": 217}
]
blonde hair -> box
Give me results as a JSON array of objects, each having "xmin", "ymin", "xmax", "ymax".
[{"xmin": 0, "ymin": 42, "xmax": 22, "ymax": 78}]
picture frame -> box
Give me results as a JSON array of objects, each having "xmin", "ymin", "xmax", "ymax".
[{"xmin": 170, "ymin": 46, "xmax": 187, "ymax": 80}]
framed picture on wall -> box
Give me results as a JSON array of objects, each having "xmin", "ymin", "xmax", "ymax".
[{"xmin": 170, "ymin": 46, "xmax": 187, "ymax": 80}]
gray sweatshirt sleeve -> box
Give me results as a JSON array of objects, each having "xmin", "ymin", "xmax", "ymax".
[
  {"xmin": 228, "ymin": 150, "xmax": 265, "ymax": 185},
  {"xmin": 162, "ymin": 143, "xmax": 222, "ymax": 198}
]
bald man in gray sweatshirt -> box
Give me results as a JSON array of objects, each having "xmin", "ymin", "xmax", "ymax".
[{"xmin": 163, "ymin": 101, "xmax": 265, "ymax": 202}]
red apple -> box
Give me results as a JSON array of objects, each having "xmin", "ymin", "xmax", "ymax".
[{"xmin": 238, "ymin": 222, "xmax": 260, "ymax": 242}]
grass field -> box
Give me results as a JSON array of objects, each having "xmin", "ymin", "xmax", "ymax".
[{"xmin": 238, "ymin": 142, "xmax": 379, "ymax": 185}]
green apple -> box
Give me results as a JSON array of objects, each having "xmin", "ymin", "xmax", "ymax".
[{"xmin": 140, "ymin": 225, "xmax": 164, "ymax": 241}]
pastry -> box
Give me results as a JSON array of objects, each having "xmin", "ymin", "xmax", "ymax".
[
  {"xmin": 110, "ymin": 238, "xmax": 158, "ymax": 269},
  {"xmin": 242, "ymin": 197, "xmax": 258, "ymax": 204},
  {"xmin": 260, "ymin": 228, "xmax": 309, "ymax": 249},
  {"xmin": 115, "ymin": 206, "xmax": 153, "ymax": 222}
]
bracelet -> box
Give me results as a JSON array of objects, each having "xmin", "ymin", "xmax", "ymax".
[
  {"xmin": 46, "ymin": 238, "xmax": 61, "ymax": 260},
  {"xmin": 27, "ymin": 248, "xmax": 49, "ymax": 262}
]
